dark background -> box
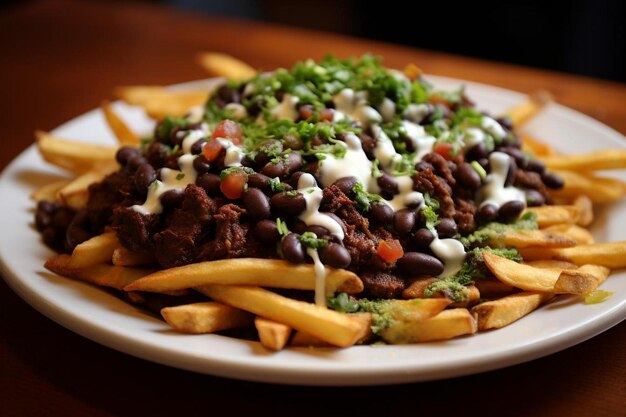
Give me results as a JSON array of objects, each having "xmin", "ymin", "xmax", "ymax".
[{"xmin": 1, "ymin": 0, "xmax": 624, "ymax": 82}]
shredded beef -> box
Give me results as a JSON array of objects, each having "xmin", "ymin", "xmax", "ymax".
[
  {"xmin": 421, "ymin": 153, "xmax": 456, "ymax": 187},
  {"xmin": 361, "ymin": 271, "xmax": 406, "ymax": 298},
  {"xmin": 153, "ymin": 185, "xmax": 216, "ymax": 268},
  {"xmin": 453, "ymin": 197, "xmax": 476, "ymax": 234},
  {"xmin": 515, "ymin": 170, "xmax": 549, "ymax": 199},
  {"xmin": 196, "ymin": 204, "xmax": 248, "ymax": 261},
  {"xmin": 87, "ymin": 171, "xmax": 138, "ymax": 232},
  {"xmin": 412, "ymin": 168, "xmax": 455, "ymax": 218},
  {"xmin": 115, "ymin": 208, "xmax": 160, "ymax": 254}
]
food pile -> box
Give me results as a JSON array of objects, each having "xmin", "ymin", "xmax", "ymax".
[{"xmin": 33, "ymin": 54, "xmax": 626, "ymax": 349}]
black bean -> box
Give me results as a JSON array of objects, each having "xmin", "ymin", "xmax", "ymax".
[
  {"xmin": 37, "ymin": 201, "xmax": 57, "ymax": 214},
  {"xmin": 217, "ymin": 84, "xmax": 241, "ymax": 103},
  {"xmin": 498, "ymin": 200, "xmax": 525, "ymax": 222},
  {"xmin": 377, "ymin": 172, "xmax": 399, "ymax": 198},
  {"xmin": 160, "ymin": 189, "xmax": 184, "ymax": 209},
  {"xmin": 465, "ymin": 143, "xmax": 488, "ymax": 161},
  {"xmin": 542, "ymin": 172, "xmax": 565, "ymax": 189},
  {"xmin": 505, "ymin": 158, "xmax": 518, "ymax": 187},
  {"xmin": 496, "ymin": 116, "xmax": 513, "ymax": 131},
  {"xmin": 190, "ymin": 139, "xmax": 207, "ymax": 155},
  {"xmin": 302, "ymin": 161, "xmax": 320, "ymax": 177},
  {"xmin": 285, "ymin": 152, "xmax": 303, "ymax": 174},
  {"xmin": 248, "ymin": 173, "xmax": 271, "ymax": 192},
  {"xmin": 116, "ymin": 146, "xmax": 139, "ymax": 166},
  {"xmin": 436, "ymin": 217, "xmax": 458, "ymax": 238},
  {"xmin": 455, "ymin": 162, "xmax": 481, "ymax": 189},
  {"xmin": 127, "ymin": 154, "xmax": 147, "ymax": 172},
  {"xmin": 325, "ymin": 212, "xmax": 347, "ymax": 234},
  {"xmin": 261, "ymin": 161, "xmax": 286, "ymax": 178},
  {"xmin": 196, "ymin": 173, "xmax": 221, "ymax": 196},
  {"xmin": 332, "ymin": 176, "xmax": 358, "ymax": 196},
  {"xmin": 412, "ymin": 228, "xmax": 435, "ymax": 247},
  {"xmin": 394, "ymin": 209, "xmax": 416, "ymax": 236},
  {"xmin": 397, "ymin": 252, "xmax": 444, "ymax": 276},
  {"xmin": 306, "ymin": 225, "xmax": 330, "ymax": 237},
  {"xmin": 287, "ymin": 171, "xmax": 305, "ymax": 189},
  {"xmin": 291, "ymin": 219, "xmax": 308, "ymax": 234},
  {"xmin": 478, "ymin": 158, "xmax": 490, "ymax": 171},
  {"xmin": 281, "ymin": 233, "xmax": 305, "ymax": 263},
  {"xmin": 370, "ymin": 203, "xmax": 394, "ymax": 225},
  {"xmin": 479, "ymin": 203, "xmax": 499, "ymax": 221},
  {"xmin": 525, "ymin": 189, "xmax": 546, "ymax": 207},
  {"xmin": 253, "ymin": 220, "xmax": 281, "ymax": 243},
  {"xmin": 134, "ymin": 164, "xmax": 156, "ymax": 195},
  {"xmin": 270, "ymin": 192, "xmax": 306, "ymax": 215},
  {"xmin": 192, "ymin": 155, "xmax": 211, "ymax": 175},
  {"xmin": 242, "ymin": 188, "xmax": 270, "ymax": 220},
  {"xmin": 51, "ymin": 208, "xmax": 74, "ymax": 230},
  {"xmin": 283, "ymin": 134, "xmax": 304, "ymax": 150},
  {"xmin": 526, "ymin": 158, "xmax": 546, "ymax": 174},
  {"xmin": 145, "ymin": 142, "xmax": 168, "ymax": 166},
  {"xmin": 500, "ymin": 147, "xmax": 527, "ymax": 168},
  {"xmin": 42, "ymin": 227, "xmax": 58, "ymax": 248},
  {"xmin": 415, "ymin": 161, "xmax": 434, "ymax": 172},
  {"xmin": 35, "ymin": 211, "xmax": 51, "ymax": 231},
  {"xmin": 319, "ymin": 243, "xmax": 351, "ymax": 269}
]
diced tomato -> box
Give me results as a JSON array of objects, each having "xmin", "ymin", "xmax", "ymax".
[
  {"xmin": 434, "ymin": 143, "xmax": 454, "ymax": 160},
  {"xmin": 220, "ymin": 170, "xmax": 248, "ymax": 199},
  {"xmin": 211, "ymin": 119, "xmax": 243, "ymax": 145},
  {"xmin": 203, "ymin": 139, "xmax": 223, "ymax": 162},
  {"xmin": 376, "ymin": 239, "xmax": 404, "ymax": 263},
  {"xmin": 320, "ymin": 108, "xmax": 334, "ymax": 122},
  {"xmin": 298, "ymin": 105, "xmax": 314, "ymax": 120}
]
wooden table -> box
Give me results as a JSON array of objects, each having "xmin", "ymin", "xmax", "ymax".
[{"xmin": 1, "ymin": 2, "xmax": 624, "ymax": 416}]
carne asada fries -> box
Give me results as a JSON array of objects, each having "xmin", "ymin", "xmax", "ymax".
[{"xmin": 34, "ymin": 54, "xmax": 626, "ymax": 350}]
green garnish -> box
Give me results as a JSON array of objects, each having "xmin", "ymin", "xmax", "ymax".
[
  {"xmin": 276, "ymin": 218, "xmax": 290, "ymax": 237},
  {"xmin": 268, "ymin": 177, "xmax": 286, "ymax": 192},
  {"xmin": 299, "ymin": 232, "xmax": 328, "ymax": 249},
  {"xmin": 219, "ymin": 166, "xmax": 254, "ymax": 180},
  {"xmin": 352, "ymin": 182, "xmax": 382, "ymax": 211},
  {"xmin": 175, "ymin": 172, "xmax": 185, "ymax": 181}
]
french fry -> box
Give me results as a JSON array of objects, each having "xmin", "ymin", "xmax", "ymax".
[
  {"xmin": 125, "ymin": 258, "xmax": 363, "ymax": 294},
  {"xmin": 471, "ymin": 292, "xmax": 554, "ymax": 330},
  {"xmin": 30, "ymin": 179, "xmax": 71, "ymax": 202},
  {"xmin": 402, "ymin": 278, "xmax": 479, "ymax": 307},
  {"xmin": 101, "ymin": 101, "xmax": 140, "ymax": 146},
  {"xmin": 500, "ymin": 229, "xmax": 576, "ymax": 248},
  {"xmin": 197, "ymin": 52, "xmax": 257, "ymax": 81},
  {"xmin": 379, "ymin": 309, "xmax": 477, "ymax": 344},
  {"xmin": 541, "ymin": 224, "xmax": 594, "ymax": 245},
  {"xmin": 526, "ymin": 260, "xmax": 578, "ymax": 269},
  {"xmin": 161, "ymin": 301, "xmax": 253, "ymax": 334},
  {"xmin": 483, "ymin": 252, "xmax": 612, "ymax": 293},
  {"xmin": 45, "ymin": 254, "xmax": 153, "ymax": 290},
  {"xmin": 290, "ymin": 330, "xmax": 334, "ymax": 348},
  {"xmin": 35, "ymin": 131, "xmax": 117, "ymax": 173},
  {"xmin": 112, "ymin": 247, "xmax": 155, "ymax": 267},
  {"xmin": 524, "ymin": 204, "xmax": 581, "ymax": 227},
  {"xmin": 254, "ymin": 317, "xmax": 292, "ymax": 351},
  {"xmin": 473, "ymin": 280, "xmax": 517, "ymax": 299},
  {"xmin": 550, "ymin": 170, "xmax": 626, "ymax": 204},
  {"xmin": 115, "ymin": 86, "xmax": 209, "ymax": 119},
  {"xmin": 197, "ymin": 285, "xmax": 370, "ymax": 347},
  {"xmin": 541, "ymin": 149, "xmax": 626, "ymax": 171},
  {"xmin": 67, "ymin": 232, "xmax": 120, "ymax": 269},
  {"xmin": 520, "ymin": 134, "xmax": 556, "ymax": 157},
  {"xmin": 57, "ymin": 164, "xmax": 117, "ymax": 210},
  {"xmin": 504, "ymin": 90, "xmax": 552, "ymax": 127},
  {"xmin": 519, "ymin": 241, "xmax": 626, "ymax": 269},
  {"xmin": 553, "ymin": 265, "xmax": 610, "ymax": 295},
  {"xmin": 383, "ymin": 298, "xmax": 453, "ymax": 321}
]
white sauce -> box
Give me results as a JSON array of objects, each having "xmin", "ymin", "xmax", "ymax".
[
  {"xmin": 463, "ymin": 127, "xmax": 485, "ymax": 149},
  {"xmin": 429, "ymin": 231, "xmax": 466, "ymax": 278},
  {"xmin": 403, "ymin": 104, "xmax": 430, "ymax": 123},
  {"xmin": 401, "ymin": 120, "xmax": 436, "ymax": 161},
  {"xmin": 297, "ymin": 173, "xmax": 345, "ymax": 241},
  {"xmin": 387, "ymin": 176, "xmax": 424, "ymax": 211},
  {"xmin": 224, "ymin": 103, "xmax": 248, "ymax": 120},
  {"xmin": 308, "ymin": 247, "xmax": 327, "ymax": 306},
  {"xmin": 481, "ymin": 116, "xmax": 507, "ymax": 139},
  {"xmin": 186, "ymin": 106, "xmax": 205, "ymax": 124},
  {"xmin": 181, "ymin": 127, "xmax": 208, "ymax": 153},
  {"xmin": 216, "ymin": 138, "xmax": 245, "ymax": 167},
  {"xmin": 333, "ymin": 88, "xmax": 382, "ymax": 128},
  {"xmin": 371, "ymin": 125, "xmax": 403, "ymax": 169},
  {"xmin": 271, "ymin": 93, "xmax": 299, "ymax": 121},
  {"xmin": 477, "ymin": 152, "xmax": 526, "ymax": 209},
  {"xmin": 378, "ymin": 97, "xmax": 396, "ymax": 122},
  {"xmin": 317, "ymin": 133, "xmax": 374, "ymax": 190}
]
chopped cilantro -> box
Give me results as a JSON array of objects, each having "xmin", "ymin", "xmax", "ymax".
[
  {"xmin": 460, "ymin": 212, "xmax": 538, "ymax": 248},
  {"xmin": 424, "ymin": 193, "xmax": 440, "ymax": 210},
  {"xmin": 175, "ymin": 172, "xmax": 185, "ymax": 181},
  {"xmin": 219, "ymin": 166, "xmax": 253, "ymax": 180},
  {"xmin": 298, "ymin": 232, "xmax": 328, "ymax": 249},
  {"xmin": 155, "ymin": 116, "xmax": 189, "ymax": 141},
  {"xmin": 327, "ymin": 293, "xmax": 360, "ymax": 313},
  {"xmin": 352, "ymin": 182, "xmax": 382, "ymax": 211},
  {"xmin": 268, "ymin": 177, "xmax": 286, "ymax": 192},
  {"xmin": 421, "ymin": 205, "xmax": 440, "ymax": 230}
]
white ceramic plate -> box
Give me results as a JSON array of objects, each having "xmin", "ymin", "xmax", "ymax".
[{"xmin": 1, "ymin": 76, "xmax": 625, "ymax": 386}]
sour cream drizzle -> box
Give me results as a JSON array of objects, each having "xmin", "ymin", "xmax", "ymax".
[
  {"xmin": 429, "ymin": 230, "xmax": 466, "ymax": 278},
  {"xmin": 477, "ymin": 152, "xmax": 526, "ymax": 209}
]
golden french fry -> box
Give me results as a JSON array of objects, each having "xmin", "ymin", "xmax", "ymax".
[
  {"xmin": 501, "ymin": 229, "xmax": 576, "ymax": 249},
  {"xmin": 196, "ymin": 285, "xmax": 370, "ymax": 348},
  {"xmin": 57, "ymin": 164, "xmax": 117, "ymax": 210},
  {"xmin": 541, "ymin": 224, "xmax": 594, "ymax": 245},
  {"xmin": 67, "ymin": 232, "xmax": 120, "ymax": 269},
  {"xmin": 519, "ymin": 241, "xmax": 626, "ymax": 269},
  {"xmin": 541, "ymin": 149, "xmax": 626, "ymax": 171},
  {"xmin": 402, "ymin": 278, "xmax": 478, "ymax": 306},
  {"xmin": 30, "ymin": 179, "xmax": 71, "ymax": 202},
  {"xmin": 102, "ymin": 101, "xmax": 140, "ymax": 146},
  {"xmin": 45, "ymin": 254, "xmax": 153, "ymax": 290},
  {"xmin": 290, "ymin": 330, "xmax": 334, "ymax": 348},
  {"xmin": 553, "ymin": 264, "xmax": 610, "ymax": 295},
  {"xmin": 161, "ymin": 302, "xmax": 253, "ymax": 334},
  {"xmin": 504, "ymin": 90, "xmax": 552, "ymax": 127},
  {"xmin": 125, "ymin": 258, "xmax": 363, "ymax": 294},
  {"xmin": 35, "ymin": 131, "xmax": 117, "ymax": 173},
  {"xmin": 383, "ymin": 298, "xmax": 453, "ymax": 322},
  {"xmin": 471, "ymin": 292, "xmax": 554, "ymax": 330},
  {"xmin": 550, "ymin": 170, "xmax": 626, "ymax": 204},
  {"xmin": 520, "ymin": 134, "xmax": 556, "ymax": 157},
  {"xmin": 197, "ymin": 52, "xmax": 257, "ymax": 81},
  {"xmin": 112, "ymin": 247, "xmax": 155, "ymax": 267},
  {"xmin": 115, "ymin": 86, "xmax": 209, "ymax": 119},
  {"xmin": 379, "ymin": 309, "xmax": 477, "ymax": 344},
  {"xmin": 526, "ymin": 260, "xmax": 578, "ymax": 269},
  {"xmin": 254, "ymin": 317, "xmax": 292, "ymax": 351},
  {"xmin": 473, "ymin": 280, "xmax": 517, "ymax": 299},
  {"xmin": 524, "ymin": 204, "xmax": 581, "ymax": 227}
]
